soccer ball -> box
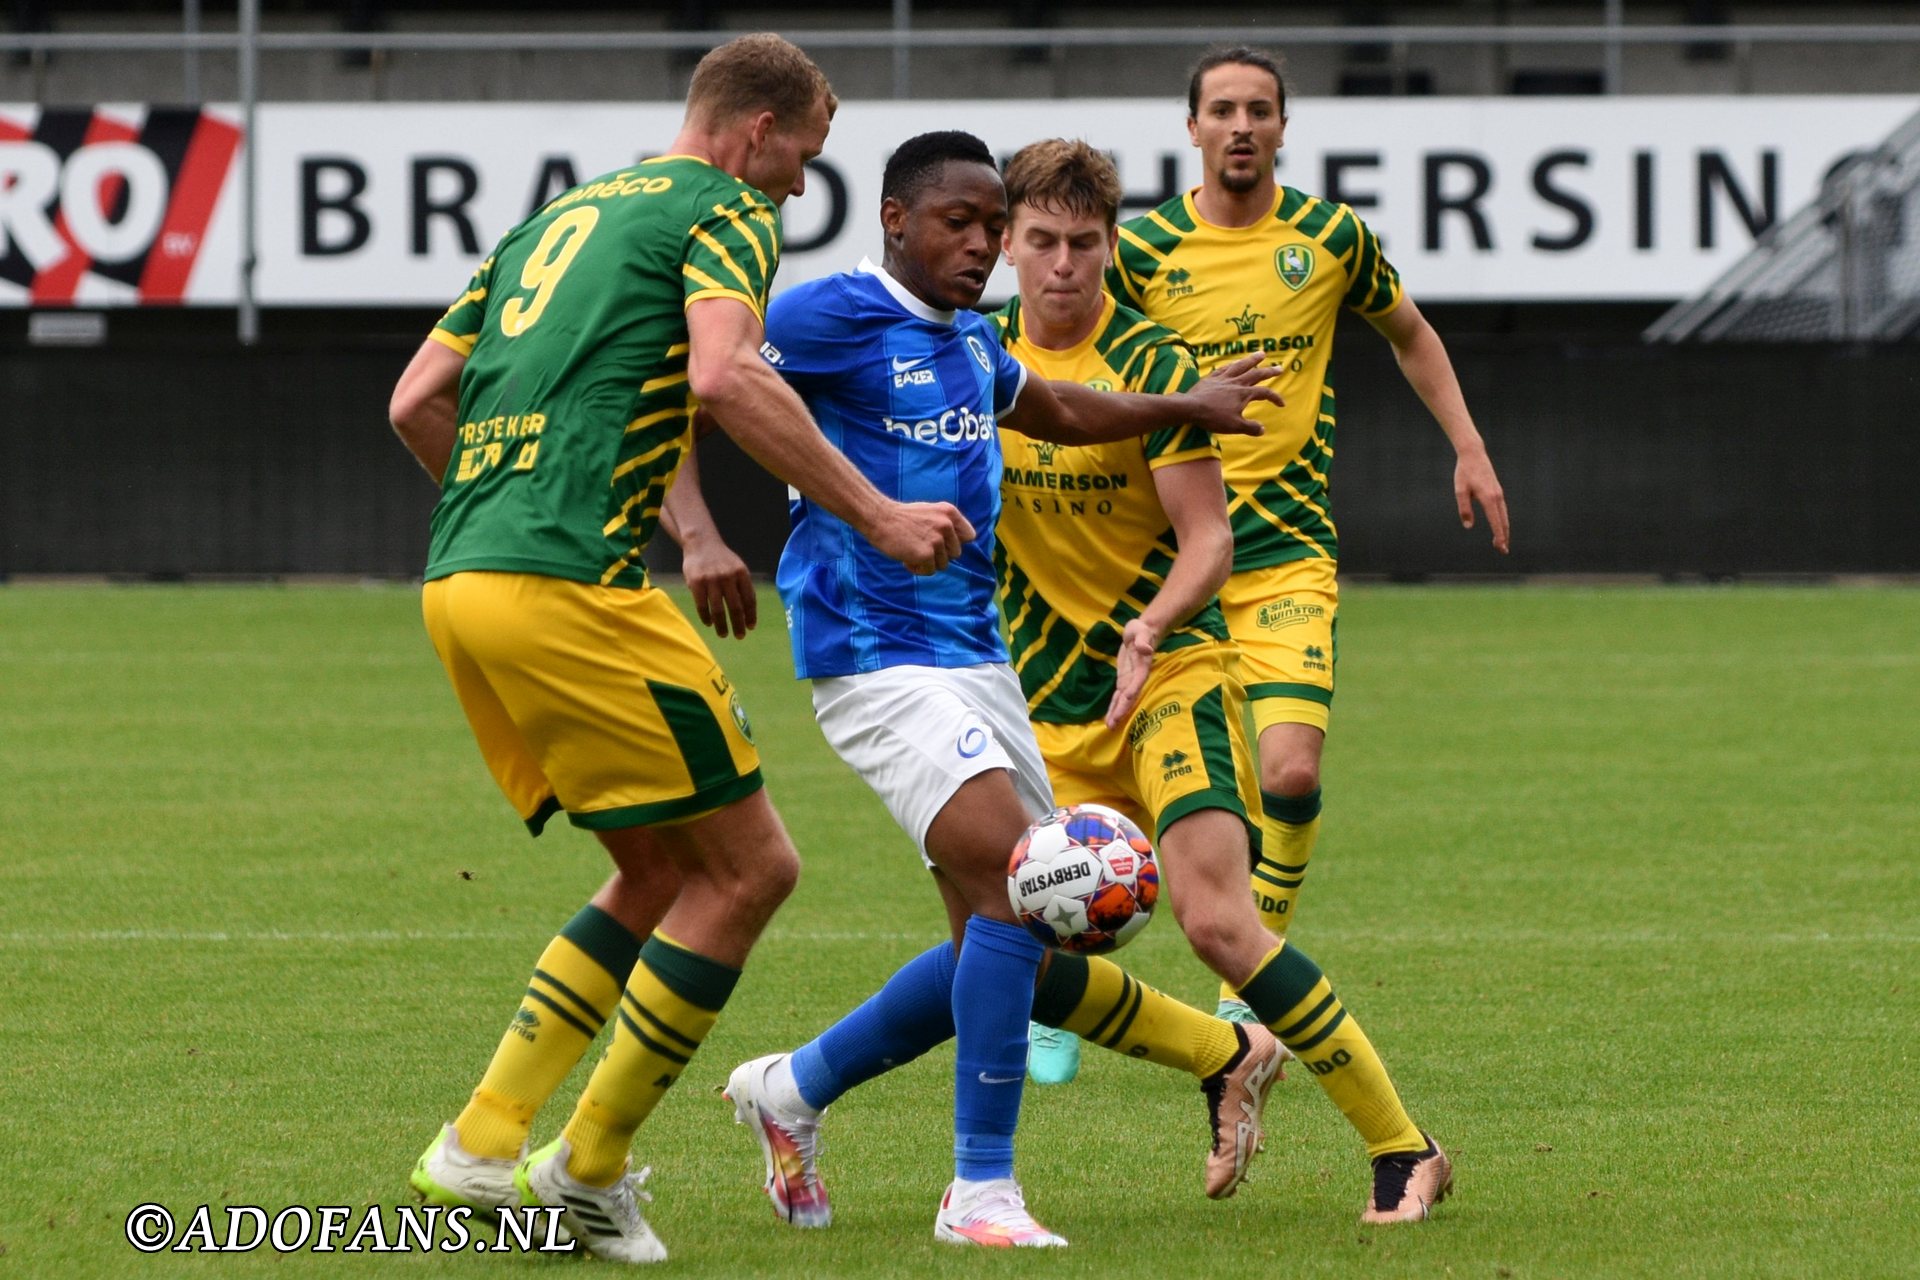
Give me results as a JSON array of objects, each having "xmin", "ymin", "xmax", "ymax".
[{"xmin": 1007, "ymin": 803, "xmax": 1159, "ymax": 954}]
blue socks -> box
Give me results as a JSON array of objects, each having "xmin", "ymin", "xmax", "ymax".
[
  {"xmin": 787, "ymin": 916, "xmax": 1043, "ymax": 1181},
  {"xmin": 790, "ymin": 940, "xmax": 958, "ymax": 1111},
  {"xmin": 951, "ymin": 915, "xmax": 1044, "ymax": 1181}
]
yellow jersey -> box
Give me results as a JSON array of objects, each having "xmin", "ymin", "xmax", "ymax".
[
  {"xmin": 1107, "ymin": 186, "xmax": 1403, "ymax": 570},
  {"xmin": 992, "ymin": 292, "xmax": 1230, "ymax": 725}
]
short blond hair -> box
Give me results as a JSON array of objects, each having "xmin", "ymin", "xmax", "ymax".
[
  {"xmin": 1002, "ymin": 138, "xmax": 1123, "ymax": 227},
  {"xmin": 686, "ymin": 34, "xmax": 837, "ymax": 129}
]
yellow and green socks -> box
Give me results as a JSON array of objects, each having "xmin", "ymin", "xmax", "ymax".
[
  {"xmin": 1220, "ymin": 787, "xmax": 1321, "ymax": 1007},
  {"xmin": 454, "ymin": 904, "xmax": 643, "ymax": 1160},
  {"xmin": 1252, "ymin": 786, "xmax": 1321, "ymax": 932},
  {"xmin": 1035, "ymin": 952, "xmax": 1240, "ymax": 1080},
  {"xmin": 1236, "ymin": 942, "xmax": 1425, "ymax": 1158},
  {"xmin": 562, "ymin": 932, "xmax": 741, "ymax": 1185}
]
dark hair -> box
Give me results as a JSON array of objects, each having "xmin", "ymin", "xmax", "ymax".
[
  {"xmin": 1187, "ymin": 45, "xmax": 1288, "ymax": 119},
  {"xmin": 881, "ymin": 130, "xmax": 997, "ymax": 207},
  {"xmin": 687, "ymin": 33, "xmax": 837, "ymax": 127},
  {"xmin": 1003, "ymin": 138, "xmax": 1122, "ymax": 227}
]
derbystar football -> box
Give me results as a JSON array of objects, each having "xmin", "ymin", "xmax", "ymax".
[{"xmin": 1006, "ymin": 803, "xmax": 1159, "ymax": 954}]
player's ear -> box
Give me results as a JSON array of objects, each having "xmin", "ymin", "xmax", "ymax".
[
  {"xmin": 746, "ymin": 109, "xmax": 776, "ymax": 150},
  {"xmin": 1186, "ymin": 115, "xmax": 1200, "ymax": 148},
  {"xmin": 880, "ymin": 195, "xmax": 908, "ymax": 244}
]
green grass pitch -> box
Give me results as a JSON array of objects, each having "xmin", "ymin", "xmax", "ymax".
[{"xmin": 1, "ymin": 582, "xmax": 1915, "ymax": 1277}]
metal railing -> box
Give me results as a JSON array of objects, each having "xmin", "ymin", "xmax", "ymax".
[
  {"xmin": 1647, "ymin": 106, "xmax": 1920, "ymax": 343},
  {"xmin": 5, "ymin": 21, "xmax": 1920, "ymax": 98}
]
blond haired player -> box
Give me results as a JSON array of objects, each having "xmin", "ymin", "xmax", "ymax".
[
  {"xmin": 387, "ymin": 35, "xmax": 971, "ymax": 1263},
  {"xmin": 1107, "ymin": 46, "xmax": 1510, "ymax": 1017},
  {"xmin": 997, "ymin": 137, "xmax": 1451, "ymax": 1223}
]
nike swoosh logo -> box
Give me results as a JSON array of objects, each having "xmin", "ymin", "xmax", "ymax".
[
  {"xmin": 978, "ymin": 1072, "xmax": 1022, "ymax": 1085},
  {"xmin": 892, "ymin": 356, "xmax": 927, "ymax": 373}
]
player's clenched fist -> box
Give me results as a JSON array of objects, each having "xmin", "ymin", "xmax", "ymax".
[{"xmin": 869, "ymin": 501, "xmax": 975, "ymax": 575}]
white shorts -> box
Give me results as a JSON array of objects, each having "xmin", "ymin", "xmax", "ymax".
[{"xmin": 810, "ymin": 662, "xmax": 1055, "ymax": 864}]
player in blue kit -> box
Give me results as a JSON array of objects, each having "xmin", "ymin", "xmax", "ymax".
[{"xmin": 715, "ymin": 131, "xmax": 1281, "ymax": 1248}]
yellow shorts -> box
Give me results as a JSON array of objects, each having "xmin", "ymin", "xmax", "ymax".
[
  {"xmin": 1032, "ymin": 644, "xmax": 1260, "ymax": 847},
  {"xmin": 1216, "ymin": 557, "xmax": 1338, "ymax": 734},
  {"xmin": 422, "ymin": 571, "xmax": 762, "ymax": 834}
]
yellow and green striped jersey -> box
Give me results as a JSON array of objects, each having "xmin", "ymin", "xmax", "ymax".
[
  {"xmin": 1106, "ymin": 186, "xmax": 1402, "ymax": 571},
  {"xmin": 992, "ymin": 292, "xmax": 1230, "ymax": 725},
  {"xmin": 424, "ymin": 155, "xmax": 782, "ymax": 588}
]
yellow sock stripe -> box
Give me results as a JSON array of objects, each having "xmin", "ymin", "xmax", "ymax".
[
  {"xmin": 531, "ymin": 965, "xmax": 611, "ymax": 1027},
  {"xmin": 1252, "ymin": 861, "xmax": 1307, "ymax": 890},
  {"xmin": 618, "ymin": 992, "xmax": 698, "ymax": 1064},
  {"xmin": 1272, "ymin": 978, "xmax": 1336, "ymax": 1036},
  {"xmin": 525, "ymin": 972, "xmax": 603, "ymax": 1038},
  {"xmin": 1276, "ymin": 988, "xmax": 1350, "ymax": 1055},
  {"xmin": 1086, "ymin": 971, "xmax": 1146, "ymax": 1047}
]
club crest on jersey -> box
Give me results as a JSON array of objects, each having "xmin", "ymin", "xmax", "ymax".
[
  {"xmin": 730, "ymin": 691, "xmax": 754, "ymax": 743},
  {"xmin": 1276, "ymin": 245, "xmax": 1314, "ymax": 291},
  {"xmin": 1085, "ymin": 378, "xmax": 1115, "ymax": 392},
  {"xmin": 965, "ymin": 334, "xmax": 993, "ymax": 373}
]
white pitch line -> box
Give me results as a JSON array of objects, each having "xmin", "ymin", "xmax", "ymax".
[
  {"xmin": 0, "ymin": 927, "xmax": 934, "ymax": 946},
  {"xmin": 0, "ymin": 928, "xmax": 1914, "ymax": 947}
]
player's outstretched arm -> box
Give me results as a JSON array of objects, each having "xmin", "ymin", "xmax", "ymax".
[
  {"xmin": 660, "ymin": 447, "xmax": 758, "ymax": 639},
  {"xmin": 1003, "ymin": 354, "xmax": 1281, "ymax": 446},
  {"xmin": 388, "ymin": 337, "xmax": 466, "ymax": 484},
  {"xmin": 687, "ymin": 296, "xmax": 974, "ymax": 575},
  {"xmin": 1105, "ymin": 455, "xmax": 1234, "ymax": 729},
  {"xmin": 1366, "ymin": 296, "xmax": 1511, "ymax": 554}
]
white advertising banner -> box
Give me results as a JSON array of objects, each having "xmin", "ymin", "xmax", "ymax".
[{"xmin": 2, "ymin": 96, "xmax": 1914, "ymax": 306}]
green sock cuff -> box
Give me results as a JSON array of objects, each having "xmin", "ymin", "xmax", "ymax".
[
  {"xmin": 1236, "ymin": 942, "xmax": 1326, "ymax": 1025},
  {"xmin": 638, "ymin": 935, "xmax": 741, "ymax": 1012},
  {"xmin": 1031, "ymin": 952, "xmax": 1091, "ymax": 1027},
  {"xmin": 560, "ymin": 904, "xmax": 644, "ymax": 983},
  {"xmin": 1261, "ymin": 787, "xmax": 1322, "ymax": 825}
]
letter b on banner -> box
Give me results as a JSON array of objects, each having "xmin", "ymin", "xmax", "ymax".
[{"xmin": 302, "ymin": 157, "xmax": 371, "ymax": 256}]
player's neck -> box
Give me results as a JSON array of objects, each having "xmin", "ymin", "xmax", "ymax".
[
  {"xmin": 877, "ymin": 252, "xmax": 950, "ymax": 315},
  {"xmin": 1193, "ymin": 176, "xmax": 1277, "ymax": 229},
  {"xmin": 664, "ymin": 127, "xmax": 733, "ymax": 178},
  {"xmin": 1018, "ymin": 295, "xmax": 1103, "ymax": 351}
]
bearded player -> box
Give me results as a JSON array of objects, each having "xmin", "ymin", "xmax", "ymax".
[{"xmin": 1105, "ymin": 47, "xmax": 1510, "ymax": 1028}]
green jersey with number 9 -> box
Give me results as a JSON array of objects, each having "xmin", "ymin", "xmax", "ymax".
[{"xmin": 423, "ymin": 156, "xmax": 783, "ymax": 588}]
